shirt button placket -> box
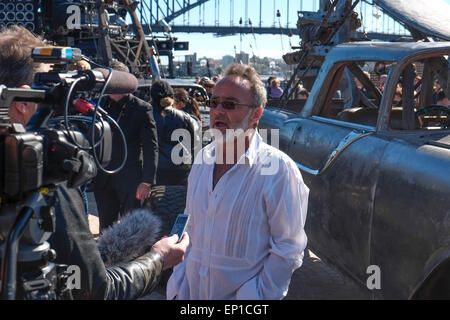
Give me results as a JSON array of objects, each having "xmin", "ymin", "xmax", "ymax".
[{"xmin": 203, "ymin": 190, "xmax": 216, "ymax": 299}]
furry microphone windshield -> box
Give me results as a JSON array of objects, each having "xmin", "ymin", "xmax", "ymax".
[{"xmin": 97, "ymin": 208, "xmax": 162, "ymax": 267}]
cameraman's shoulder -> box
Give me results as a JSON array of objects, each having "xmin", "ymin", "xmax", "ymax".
[
  {"xmin": 130, "ymin": 94, "xmax": 153, "ymax": 110},
  {"xmin": 54, "ymin": 183, "xmax": 84, "ymax": 203}
]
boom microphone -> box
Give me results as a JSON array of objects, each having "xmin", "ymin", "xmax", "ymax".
[
  {"xmin": 97, "ymin": 208, "xmax": 163, "ymax": 267},
  {"xmin": 94, "ymin": 68, "xmax": 139, "ymax": 95}
]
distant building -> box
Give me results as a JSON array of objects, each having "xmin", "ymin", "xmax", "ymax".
[
  {"xmin": 235, "ymin": 52, "xmax": 249, "ymax": 65},
  {"xmin": 222, "ymin": 55, "xmax": 234, "ymax": 68},
  {"xmin": 185, "ymin": 53, "xmax": 197, "ymax": 64}
]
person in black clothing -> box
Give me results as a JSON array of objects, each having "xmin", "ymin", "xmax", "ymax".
[
  {"xmin": 151, "ymin": 80, "xmax": 201, "ymax": 185},
  {"xmin": 92, "ymin": 60, "xmax": 159, "ymax": 232},
  {"xmin": 0, "ymin": 25, "xmax": 189, "ymax": 299}
]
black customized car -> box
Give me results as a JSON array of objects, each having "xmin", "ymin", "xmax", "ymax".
[{"xmin": 260, "ymin": 41, "xmax": 450, "ymax": 299}]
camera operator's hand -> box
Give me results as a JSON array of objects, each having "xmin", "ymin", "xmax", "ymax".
[
  {"xmin": 136, "ymin": 182, "xmax": 152, "ymax": 200},
  {"xmin": 152, "ymin": 233, "xmax": 189, "ymax": 270}
]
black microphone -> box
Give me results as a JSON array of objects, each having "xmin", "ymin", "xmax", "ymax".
[
  {"xmin": 97, "ymin": 208, "xmax": 163, "ymax": 267},
  {"xmin": 94, "ymin": 68, "xmax": 139, "ymax": 95}
]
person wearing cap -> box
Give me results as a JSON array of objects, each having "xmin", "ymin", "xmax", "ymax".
[
  {"xmin": 151, "ymin": 80, "xmax": 201, "ymax": 185},
  {"xmin": 92, "ymin": 60, "xmax": 159, "ymax": 232}
]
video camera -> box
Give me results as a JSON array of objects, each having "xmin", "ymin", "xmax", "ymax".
[{"xmin": 0, "ymin": 47, "xmax": 131, "ymax": 299}]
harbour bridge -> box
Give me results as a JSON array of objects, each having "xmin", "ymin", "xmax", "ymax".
[
  {"xmin": 137, "ymin": 0, "xmax": 411, "ymax": 41},
  {"xmin": 0, "ymin": 0, "xmax": 412, "ymax": 77}
]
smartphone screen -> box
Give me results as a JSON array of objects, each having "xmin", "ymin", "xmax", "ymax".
[{"xmin": 169, "ymin": 214, "xmax": 190, "ymax": 242}]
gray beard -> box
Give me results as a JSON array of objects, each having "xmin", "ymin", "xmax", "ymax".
[{"xmin": 215, "ymin": 108, "xmax": 253, "ymax": 145}]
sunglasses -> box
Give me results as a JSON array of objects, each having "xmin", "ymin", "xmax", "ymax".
[{"xmin": 207, "ymin": 99, "xmax": 254, "ymax": 110}]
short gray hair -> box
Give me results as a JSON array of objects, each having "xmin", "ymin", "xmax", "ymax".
[
  {"xmin": 222, "ymin": 63, "xmax": 267, "ymax": 108},
  {"xmin": 0, "ymin": 25, "xmax": 46, "ymax": 87}
]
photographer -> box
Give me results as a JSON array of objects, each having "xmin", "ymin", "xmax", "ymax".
[{"xmin": 0, "ymin": 25, "xmax": 189, "ymax": 300}]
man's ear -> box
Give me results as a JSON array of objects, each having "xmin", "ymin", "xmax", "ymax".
[
  {"xmin": 14, "ymin": 85, "xmax": 33, "ymax": 114},
  {"xmin": 11, "ymin": 101, "xmax": 27, "ymax": 115},
  {"xmin": 250, "ymin": 106, "xmax": 263, "ymax": 125}
]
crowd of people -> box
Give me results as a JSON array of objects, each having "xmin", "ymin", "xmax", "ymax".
[
  {"xmin": 375, "ymin": 62, "xmax": 449, "ymax": 107},
  {"xmin": 196, "ymin": 74, "xmax": 313, "ymax": 103},
  {"xmin": 0, "ymin": 24, "xmax": 309, "ymax": 300},
  {"xmin": 196, "ymin": 63, "xmax": 450, "ymax": 110}
]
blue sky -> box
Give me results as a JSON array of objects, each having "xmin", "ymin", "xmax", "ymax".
[{"xmin": 157, "ymin": 0, "xmax": 450, "ymax": 62}]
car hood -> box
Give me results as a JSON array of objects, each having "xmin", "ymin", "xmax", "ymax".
[{"xmin": 376, "ymin": 0, "xmax": 450, "ymax": 40}]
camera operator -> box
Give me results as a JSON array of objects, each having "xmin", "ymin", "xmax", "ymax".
[
  {"xmin": 92, "ymin": 59, "xmax": 159, "ymax": 232},
  {"xmin": 0, "ymin": 25, "xmax": 189, "ymax": 300}
]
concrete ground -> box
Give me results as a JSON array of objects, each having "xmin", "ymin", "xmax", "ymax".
[
  {"xmin": 87, "ymin": 192, "xmax": 370, "ymax": 300},
  {"xmin": 136, "ymin": 248, "xmax": 371, "ymax": 300}
]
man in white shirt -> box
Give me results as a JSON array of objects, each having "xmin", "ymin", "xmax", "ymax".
[{"xmin": 167, "ymin": 64, "xmax": 309, "ymax": 300}]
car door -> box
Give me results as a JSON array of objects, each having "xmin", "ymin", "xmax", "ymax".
[
  {"xmin": 370, "ymin": 53, "xmax": 450, "ymax": 299},
  {"xmin": 290, "ymin": 117, "xmax": 390, "ymax": 284},
  {"xmin": 269, "ymin": 62, "xmax": 391, "ymax": 284}
]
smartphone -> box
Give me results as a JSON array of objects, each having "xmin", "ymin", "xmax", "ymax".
[{"xmin": 169, "ymin": 214, "xmax": 190, "ymax": 242}]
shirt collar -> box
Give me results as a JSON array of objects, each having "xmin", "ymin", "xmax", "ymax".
[{"xmin": 243, "ymin": 130, "xmax": 261, "ymax": 167}]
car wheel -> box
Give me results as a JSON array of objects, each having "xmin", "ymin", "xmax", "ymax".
[
  {"xmin": 144, "ymin": 185, "xmax": 188, "ymax": 290},
  {"xmin": 144, "ymin": 185, "xmax": 188, "ymax": 238}
]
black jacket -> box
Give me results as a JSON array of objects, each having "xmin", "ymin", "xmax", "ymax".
[
  {"xmin": 153, "ymin": 106, "xmax": 201, "ymax": 172},
  {"xmin": 93, "ymin": 94, "xmax": 158, "ymax": 192},
  {"xmin": 48, "ymin": 183, "xmax": 163, "ymax": 299}
]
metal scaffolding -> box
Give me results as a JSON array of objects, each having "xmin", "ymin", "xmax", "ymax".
[{"xmin": 138, "ymin": 0, "xmax": 409, "ymax": 39}]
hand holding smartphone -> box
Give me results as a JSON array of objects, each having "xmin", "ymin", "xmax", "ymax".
[{"xmin": 169, "ymin": 213, "xmax": 190, "ymax": 243}]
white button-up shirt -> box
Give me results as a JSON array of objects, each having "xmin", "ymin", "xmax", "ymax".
[{"xmin": 167, "ymin": 131, "xmax": 309, "ymax": 300}]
